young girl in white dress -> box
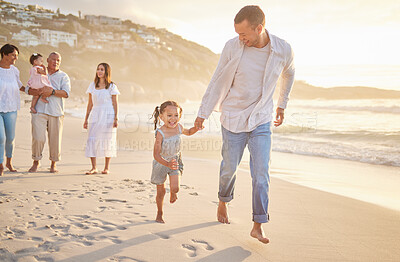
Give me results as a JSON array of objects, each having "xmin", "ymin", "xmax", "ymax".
[{"xmin": 83, "ymin": 63, "xmax": 120, "ymax": 174}]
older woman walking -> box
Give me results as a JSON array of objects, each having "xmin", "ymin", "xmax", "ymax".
[{"xmin": 0, "ymin": 44, "xmax": 23, "ymax": 176}]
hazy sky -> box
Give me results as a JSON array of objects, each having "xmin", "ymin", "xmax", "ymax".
[{"xmin": 12, "ymin": 0, "xmax": 400, "ymax": 89}]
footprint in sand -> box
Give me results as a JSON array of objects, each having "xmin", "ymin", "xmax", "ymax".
[
  {"xmin": 192, "ymin": 239, "xmax": 214, "ymax": 250},
  {"xmin": 27, "ymin": 221, "xmax": 37, "ymax": 228},
  {"xmin": 34, "ymin": 254, "xmax": 55, "ymax": 262},
  {"xmin": 74, "ymin": 222, "xmax": 89, "ymax": 230},
  {"xmin": 5, "ymin": 227, "xmax": 26, "ymax": 239},
  {"xmin": 181, "ymin": 239, "xmax": 214, "ymax": 257},
  {"xmin": 31, "ymin": 236, "xmax": 44, "ymax": 242},
  {"xmin": 182, "ymin": 244, "xmax": 197, "ymax": 257}
]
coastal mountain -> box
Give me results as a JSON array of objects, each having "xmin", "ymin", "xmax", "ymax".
[
  {"xmin": 287, "ymin": 81, "xmax": 400, "ymax": 100},
  {"xmin": 1, "ymin": 0, "xmax": 399, "ymax": 102}
]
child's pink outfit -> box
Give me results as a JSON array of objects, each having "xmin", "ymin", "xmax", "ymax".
[{"xmin": 27, "ymin": 66, "xmax": 52, "ymax": 89}]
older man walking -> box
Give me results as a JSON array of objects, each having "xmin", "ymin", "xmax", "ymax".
[
  {"xmin": 195, "ymin": 6, "xmax": 295, "ymax": 244},
  {"xmin": 26, "ymin": 52, "xmax": 70, "ymax": 173}
]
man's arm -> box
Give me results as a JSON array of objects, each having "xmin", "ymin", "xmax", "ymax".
[
  {"xmin": 277, "ymin": 43, "xmax": 295, "ymax": 110},
  {"xmin": 39, "ymin": 86, "xmax": 67, "ymax": 98},
  {"xmin": 25, "ymin": 86, "xmax": 42, "ymax": 96},
  {"xmin": 275, "ymin": 43, "xmax": 295, "ymax": 127},
  {"xmin": 197, "ymin": 40, "xmax": 233, "ymax": 120}
]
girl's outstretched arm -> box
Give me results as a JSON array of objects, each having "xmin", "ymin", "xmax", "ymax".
[
  {"xmin": 153, "ymin": 132, "xmax": 178, "ymax": 170},
  {"xmin": 83, "ymin": 93, "xmax": 93, "ymax": 129},
  {"xmin": 181, "ymin": 123, "xmax": 199, "ymax": 136}
]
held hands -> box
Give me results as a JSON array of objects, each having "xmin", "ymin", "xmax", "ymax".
[
  {"xmin": 167, "ymin": 158, "xmax": 178, "ymax": 170},
  {"xmin": 274, "ymin": 107, "xmax": 285, "ymax": 127},
  {"xmin": 194, "ymin": 117, "xmax": 205, "ymax": 130}
]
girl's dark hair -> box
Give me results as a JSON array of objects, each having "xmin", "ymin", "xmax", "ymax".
[
  {"xmin": 29, "ymin": 53, "xmax": 43, "ymax": 65},
  {"xmin": 94, "ymin": 62, "xmax": 113, "ymax": 89},
  {"xmin": 0, "ymin": 44, "xmax": 19, "ymax": 58},
  {"xmin": 152, "ymin": 101, "xmax": 183, "ymax": 130}
]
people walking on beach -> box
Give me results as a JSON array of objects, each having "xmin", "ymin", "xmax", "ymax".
[
  {"xmin": 194, "ymin": 5, "xmax": 295, "ymax": 244},
  {"xmin": 0, "ymin": 44, "xmax": 23, "ymax": 176},
  {"xmin": 27, "ymin": 53, "xmax": 54, "ymax": 113},
  {"xmin": 83, "ymin": 63, "xmax": 119, "ymax": 175},
  {"xmin": 151, "ymin": 101, "xmax": 199, "ymax": 223},
  {"xmin": 25, "ymin": 52, "xmax": 71, "ymax": 173}
]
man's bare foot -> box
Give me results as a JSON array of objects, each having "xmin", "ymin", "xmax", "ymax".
[
  {"xmin": 30, "ymin": 107, "xmax": 37, "ymax": 113},
  {"xmin": 250, "ymin": 223, "xmax": 270, "ymax": 244},
  {"xmin": 28, "ymin": 162, "xmax": 39, "ymax": 172},
  {"xmin": 50, "ymin": 166, "xmax": 58, "ymax": 173},
  {"xmin": 101, "ymin": 169, "xmax": 109, "ymax": 174},
  {"xmin": 85, "ymin": 168, "xmax": 98, "ymax": 175},
  {"xmin": 217, "ymin": 200, "xmax": 230, "ymax": 224},
  {"xmin": 170, "ymin": 192, "xmax": 177, "ymax": 203},
  {"xmin": 6, "ymin": 164, "xmax": 17, "ymax": 172},
  {"xmin": 155, "ymin": 211, "xmax": 165, "ymax": 223}
]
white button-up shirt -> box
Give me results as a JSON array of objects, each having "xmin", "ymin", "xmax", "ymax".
[{"xmin": 197, "ymin": 30, "xmax": 295, "ymax": 132}]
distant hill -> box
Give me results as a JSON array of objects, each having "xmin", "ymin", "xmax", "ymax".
[{"xmin": 288, "ymin": 81, "xmax": 400, "ymax": 100}]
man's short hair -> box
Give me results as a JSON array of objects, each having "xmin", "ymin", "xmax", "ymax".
[
  {"xmin": 234, "ymin": 5, "xmax": 265, "ymax": 28},
  {"xmin": 48, "ymin": 51, "xmax": 61, "ymax": 58}
]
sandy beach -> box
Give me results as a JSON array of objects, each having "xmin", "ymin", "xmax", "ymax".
[{"xmin": 1, "ymin": 101, "xmax": 400, "ymax": 262}]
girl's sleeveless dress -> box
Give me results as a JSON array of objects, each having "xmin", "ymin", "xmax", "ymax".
[{"xmin": 151, "ymin": 125, "xmax": 184, "ymax": 185}]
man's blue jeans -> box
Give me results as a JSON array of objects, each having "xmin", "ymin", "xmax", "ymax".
[
  {"xmin": 0, "ymin": 111, "xmax": 17, "ymax": 164},
  {"xmin": 219, "ymin": 122, "xmax": 272, "ymax": 223}
]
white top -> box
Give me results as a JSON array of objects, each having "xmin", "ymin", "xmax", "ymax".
[
  {"xmin": 197, "ymin": 30, "xmax": 295, "ymax": 133},
  {"xmin": 0, "ymin": 65, "xmax": 22, "ymax": 113},
  {"xmin": 86, "ymin": 82, "xmax": 120, "ymax": 106},
  {"xmin": 221, "ymin": 44, "xmax": 270, "ymax": 132}
]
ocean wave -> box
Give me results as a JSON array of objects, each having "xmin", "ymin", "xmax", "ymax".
[
  {"xmin": 272, "ymin": 136, "xmax": 400, "ymax": 167},
  {"xmin": 293, "ymin": 104, "xmax": 400, "ymax": 114}
]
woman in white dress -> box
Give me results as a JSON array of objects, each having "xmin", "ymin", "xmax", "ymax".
[{"xmin": 83, "ymin": 63, "xmax": 120, "ymax": 174}]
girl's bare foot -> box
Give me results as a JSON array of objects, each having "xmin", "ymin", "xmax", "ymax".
[
  {"xmin": 155, "ymin": 211, "xmax": 165, "ymax": 223},
  {"xmin": 102, "ymin": 169, "xmax": 109, "ymax": 174},
  {"xmin": 30, "ymin": 107, "xmax": 37, "ymax": 114},
  {"xmin": 0, "ymin": 166, "xmax": 3, "ymax": 176},
  {"xmin": 85, "ymin": 168, "xmax": 98, "ymax": 175},
  {"xmin": 170, "ymin": 192, "xmax": 178, "ymax": 203},
  {"xmin": 250, "ymin": 223, "xmax": 270, "ymax": 244},
  {"xmin": 6, "ymin": 164, "xmax": 17, "ymax": 172}
]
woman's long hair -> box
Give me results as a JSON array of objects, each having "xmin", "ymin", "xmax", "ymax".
[
  {"xmin": 152, "ymin": 101, "xmax": 182, "ymax": 130},
  {"xmin": 94, "ymin": 62, "xmax": 112, "ymax": 89}
]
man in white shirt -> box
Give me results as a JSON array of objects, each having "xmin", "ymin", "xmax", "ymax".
[{"xmin": 195, "ymin": 5, "xmax": 295, "ymax": 244}]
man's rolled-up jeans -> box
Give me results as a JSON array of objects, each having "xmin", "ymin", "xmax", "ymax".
[{"xmin": 219, "ymin": 122, "xmax": 272, "ymax": 223}]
